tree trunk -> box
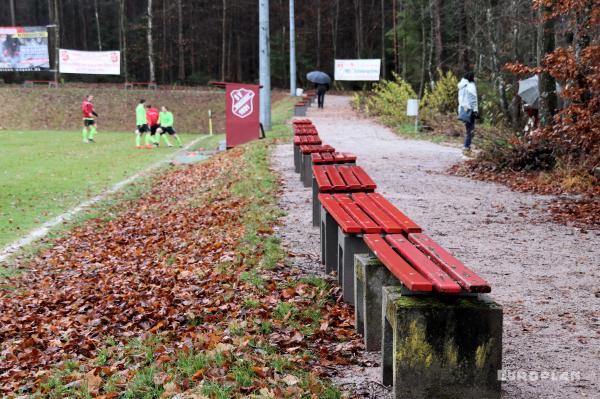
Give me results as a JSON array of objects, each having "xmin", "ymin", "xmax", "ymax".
[
  {"xmin": 316, "ymin": 0, "xmax": 322, "ymax": 69},
  {"xmin": 332, "ymin": 0, "xmax": 339, "ymax": 60},
  {"xmin": 53, "ymin": 0, "xmax": 60, "ymax": 83},
  {"xmin": 9, "ymin": 0, "xmax": 16, "ymax": 25},
  {"xmin": 392, "ymin": 0, "xmax": 398, "ymax": 73},
  {"xmin": 147, "ymin": 0, "xmax": 155, "ymax": 82},
  {"xmin": 537, "ymin": 5, "xmax": 557, "ymax": 127},
  {"xmin": 380, "ymin": 0, "xmax": 386, "ymax": 79},
  {"xmin": 354, "ymin": 0, "xmax": 362, "ymax": 57},
  {"xmin": 431, "ymin": 0, "xmax": 443, "ymax": 71},
  {"xmin": 93, "ymin": 0, "xmax": 102, "ymax": 50},
  {"xmin": 77, "ymin": 1, "xmax": 88, "ymax": 50},
  {"xmin": 119, "ymin": 0, "xmax": 128, "ymax": 81},
  {"xmin": 220, "ymin": 0, "xmax": 227, "ymax": 81},
  {"xmin": 419, "ymin": 3, "xmax": 427, "ymax": 97},
  {"xmin": 176, "ymin": 0, "xmax": 184, "ymax": 80}
]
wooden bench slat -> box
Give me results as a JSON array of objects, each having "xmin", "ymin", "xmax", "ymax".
[
  {"xmin": 350, "ymin": 166, "xmax": 377, "ymax": 190},
  {"xmin": 324, "ymin": 165, "xmax": 346, "ymax": 191},
  {"xmin": 334, "ymin": 194, "xmax": 382, "ymax": 233},
  {"xmin": 311, "ymin": 153, "xmax": 323, "ymax": 163},
  {"xmin": 367, "ymin": 193, "xmax": 422, "ymax": 233},
  {"xmin": 408, "ymin": 233, "xmax": 491, "ymax": 293},
  {"xmin": 364, "ymin": 234, "xmax": 433, "ymax": 292},
  {"xmin": 313, "ymin": 166, "xmax": 333, "ymax": 191},
  {"xmin": 385, "ymin": 235, "xmax": 462, "ymax": 294},
  {"xmin": 321, "ymin": 152, "xmax": 334, "ymax": 161},
  {"xmin": 319, "ymin": 194, "xmax": 362, "ymax": 234},
  {"xmin": 352, "ymin": 193, "xmax": 404, "ymax": 233},
  {"xmin": 337, "ymin": 165, "xmax": 362, "ymax": 190},
  {"xmin": 300, "ymin": 145, "xmax": 335, "ymax": 154}
]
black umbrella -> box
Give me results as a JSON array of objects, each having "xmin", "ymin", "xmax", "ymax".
[{"xmin": 307, "ymin": 71, "xmax": 331, "ymax": 85}]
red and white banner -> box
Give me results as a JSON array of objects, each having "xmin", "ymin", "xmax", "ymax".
[
  {"xmin": 59, "ymin": 49, "xmax": 120, "ymax": 75},
  {"xmin": 334, "ymin": 59, "xmax": 381, "ymax": 81}
]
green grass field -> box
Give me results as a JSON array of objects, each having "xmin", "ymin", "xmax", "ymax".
[{"xmin": 0, "ymin": 130, "xmax": 221, "ymax": 248}]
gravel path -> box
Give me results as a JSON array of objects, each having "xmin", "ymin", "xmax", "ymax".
[{"xmin": 271, "ymin": 96, "xmax": 599, "ymax": 399}]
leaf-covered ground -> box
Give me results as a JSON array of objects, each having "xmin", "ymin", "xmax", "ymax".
[
  {"xmin": 448, "ymin": 161, "xmax": 600, "ymax": 229},
  {"xmin": 0, "ymin": 137, "xmax": 361, "ymax": 397}
]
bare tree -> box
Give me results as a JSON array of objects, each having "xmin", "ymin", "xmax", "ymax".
[
  {"xmin": 9, "ymin": 0, "xmax": 16, "ymax": 25},
  {"xmin": 221, "ymin": 0, "xmax": 227, "ymax": 81},
  {"xmin": 381, "ymin": 0, "xmax": 386, "ymax": 78},
  {"xmin": 178, "ymin": 0, "xmax": 185, "ymax": 80},
  {"xmin": 316, "ymin": 0, "xmax": 322, "ymax": 69},
  {"xmin": 94, "ymin": 0, "xmax": 102, "ymax": 50},
  {"xmin": 431, "ymin": 0, "xmax": 443, "ymax": 70},
  {"xmin": 147, "ymin": 0, "xmax": 156, "ymax": 82},
  {"xmin": 119, "ymin": 0, "xmax": 128, "ymax": 81},
  {"xmin": 537, "ymin": 4, "xmax": 557, "ymax": 127}
]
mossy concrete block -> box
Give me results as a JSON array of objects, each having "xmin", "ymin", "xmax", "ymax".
[
  {"xmin": 293, "ymin": 144, "xmax": 301, "ymax": 173},
  {"xmin": 294, "ymin": 105, "xmax": 307, "ymax": 116},
  {"xmin": 382, "ymin": 286, "xmax": 503, "ymax": 399},
  {"xmin": 337, "ymin": 228, "xmax": 368, "ymax": 304},
  {"xmin": 301, "ymin": 153, "xmax": 312, "ymax": 187},
  {"xmin": 354, "ymin": 254, "xmax": 401, "ymax": 350},
  {"xmin": 312, "ymin": 177, "xmax": 320, "ymax": 227}
]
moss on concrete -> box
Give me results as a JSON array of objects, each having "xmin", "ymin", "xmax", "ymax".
[
  {"xmin": 444, "ymin": 339, "xmax": 459, "ymax": 368},
  {"xmin": 396, "ymin": 320, "xmax": 434, "ymax": 368},
  {"xmin": 475, "ymin": 338, "xmax": 496, "ymax": 369}
]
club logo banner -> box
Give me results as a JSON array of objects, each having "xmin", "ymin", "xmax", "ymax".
[
  {"xmin": 334, "ymin": 59, "xmax": 381, "ymax": 81},
  {"xmin": 59, "ymin": 49, "xmax": 120, "ymax": 75},
  {"xmin": 0, "ymin": 26, "xmax": 49, "ymax": 71}
]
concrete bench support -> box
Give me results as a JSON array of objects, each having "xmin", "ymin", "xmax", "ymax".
[
  {"xmin": 293, "ymin": 144, "xmax": 301, "ymax": 173},
  {"xmin": 354, "ymin": 254, "xmax": 401, "ymax": 351},
  {"xmin": 382, "ymin": 286, "xmax": 502, "ymax": 399},
  {"xmin": 301, "ymin": 153, "xmax": 312, "ymax": 187},
  {"xmin": 320, "ymin": 206, "xmax": 338, "ymax": 274},
  {"xmin": 337, "ymin": 229, "xmax": 368, "ymax": 304},
  {"xmin": 312, "ymin": 177, "xmax": 320, "ymax": 227},
  {"xmin": 294, "ymin": 106, "xmax": 307, "ymax": 117}
]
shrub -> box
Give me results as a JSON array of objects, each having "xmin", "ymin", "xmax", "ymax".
[
  {"xmin": 421, "ymin": 69, "xmax": 458, "ymax": 115},
  {"xmin": 362, "ymin": 72, "xmax": 418, "ymax": 124}
]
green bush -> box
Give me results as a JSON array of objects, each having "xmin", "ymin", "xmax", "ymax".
[
  {"xmin": 421, "ymin": 69, "xmax": 458, "ymax": 115},
  {"xmin": 362, "ymin": 72, "xmax": 418, "ymax": 124}
]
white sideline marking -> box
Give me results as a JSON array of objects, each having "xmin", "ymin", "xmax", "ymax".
[{"xmin": 0, "ymin": 138, "xmax": 204, "ymax": 264}]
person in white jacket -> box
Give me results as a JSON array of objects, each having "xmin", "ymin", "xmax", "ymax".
[{"xmin": 457, "ymin": 72, "xmax": 479, "ymax": 154}]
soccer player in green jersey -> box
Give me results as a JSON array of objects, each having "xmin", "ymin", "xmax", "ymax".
[
  {"xmin": 135, "ymin": 99, "xmax": 150, "ymax": 148},
  {"xmin": 158, "ymin": 106, "xmax": 183, "ymax": 147}
]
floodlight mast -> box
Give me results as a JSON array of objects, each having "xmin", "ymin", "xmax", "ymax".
[
  {"xmin": 259, "ymin": 0, "xmax": 272, "ymax": 131},
  {"xmin": 289, "ymin": 0, "xmax": 297, "ymax": 96}
]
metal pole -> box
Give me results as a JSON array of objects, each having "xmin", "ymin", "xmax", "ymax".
[
  {"xmin": 259, "ymin": 0, "xmax": 272, "ymax": 131},
  {"xmin": 289, "ymin": 0, "xmax": 297, "ymax": 96}
]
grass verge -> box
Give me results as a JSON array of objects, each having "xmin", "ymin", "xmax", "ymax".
[{"xmin": 4, "ymin": 98, "xmax": 355, "ymax": 397}]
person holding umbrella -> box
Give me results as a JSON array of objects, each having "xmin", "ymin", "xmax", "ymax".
[
  {"xmin": 307, "ymin": 71, "xmax": 331, "ymax": 109},
  {"xmin": 457, "ymin": 71, "xmax": 479, "ymax": 155}
]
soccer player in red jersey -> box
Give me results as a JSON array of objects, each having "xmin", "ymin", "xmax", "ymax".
[
  {"xmin": 145, "ymin": 104, "xmax": 160, "ymax": 148},
  {"xmin": 81, "ymin": 95, "xmax": 99, "ymax": 143}
]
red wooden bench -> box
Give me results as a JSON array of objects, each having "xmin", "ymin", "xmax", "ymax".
[
  {"xmin": 294, "ymin": 101, "xmax": 307, "ymax": 116},
  {"xmin": 293, "ymin": 126, "xmax": 319, "ymax": 136},
  {"xmin": 407, "ymin": 233, "xmax": 491, "ymax": 293},
  {"xmin": 318, "ymin": 192, "xmax": 423, "ymax": 302},
  {"xmin": 311, "ymin": 152, "xmax": 356, "ymax": 165},
  {"xmin": 300, "ymin": 152, "xmax": 356, "ymax": 187},
  {"xmin": 293, "ymin": 119, "xmax": 313, "ymax": 126},
  {"xmin": 310, "ymin": 163, "xmax": 371, "ymax": 225},
  {"xmin": 124, "ymin": 81, "xmax": 158, "ymax": 90},
  {"xmin": 293, "ymin": 135, "xmax": 323, "ymax": 172},
  {"xmin": 298, "ymin": 144, "xmax": 335, "ymax": 183},
  {"xmin": 23, "ymin": 80, "xmax": 58, "ymax": 88}
]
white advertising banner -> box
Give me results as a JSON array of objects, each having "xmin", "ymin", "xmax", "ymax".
[
  {"xmin": 334, "ymin": 59, "xmax": 381, "ymax": 81},
  {"xmin": 59, "ymin": 49, "xmax": 120, "ymax": 75}
]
